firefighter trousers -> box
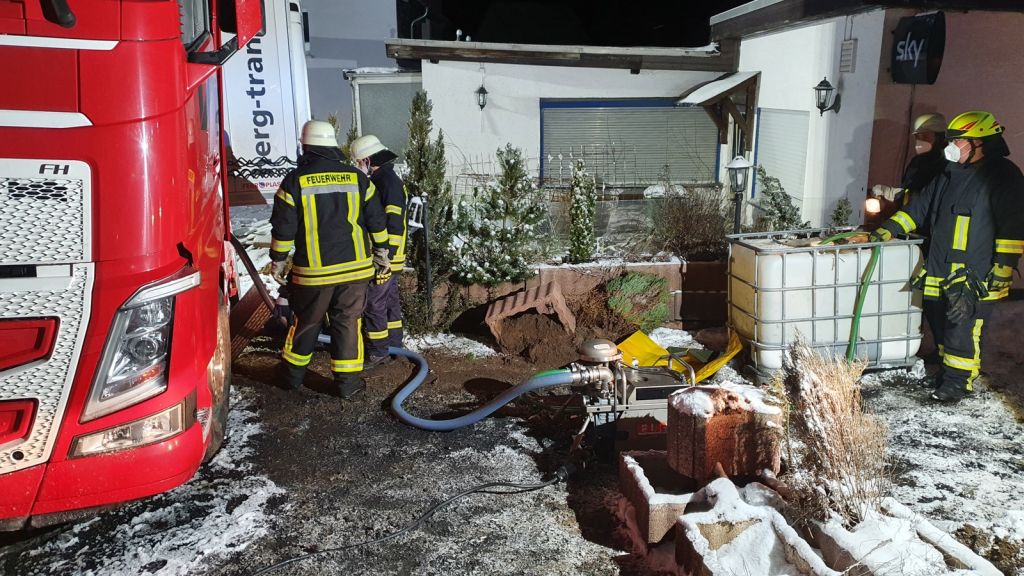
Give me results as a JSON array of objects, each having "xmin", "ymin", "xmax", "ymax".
[
  {"xmin": 363, "ymin": 274, "xmax": 403, "ymax": 357},
  {"xmin": 282, "ymin": 281, "xmax": 368, "ymax": 376},
  {"xmin": 923, "ymin": 298, "xmax": 993, "ymax": 392}
]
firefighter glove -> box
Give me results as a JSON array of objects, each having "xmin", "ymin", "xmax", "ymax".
[
  {"xmin": 943, "ymin": 281, "xmax": 976, "ymax": 325},
  {"xmin": 372, "ymin": 247, "xmax": 391, "ymax": 285},
  {"xmin": 871, "ymin": 184, "xmax": 901, "ymax": 202},
  {"xmin": 941, "ymin": 271, "xmax": 986, "ymax": 325},
  {"xmin": 987, "ymin": 263, "xmax": 1014, "ymax": 292},
  {"xmin": 868, "ymin": 227, "xmax": 892, "ymax": 243},
  {"xmin": 271, "ymin": 260, "xmax": 288, "ymax": 286}
]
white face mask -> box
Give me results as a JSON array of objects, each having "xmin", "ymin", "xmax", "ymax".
[{"xmin": 943, "ymin": 142, "xmax": 961, "ymax": 163}]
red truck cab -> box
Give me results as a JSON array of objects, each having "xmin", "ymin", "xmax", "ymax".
[{"xmin": 0, "ymin": 0, "xmax": 261, "ymax": 529}]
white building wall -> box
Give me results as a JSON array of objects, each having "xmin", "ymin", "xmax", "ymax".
[
  {"xmin": 420, "ymin": 61, "xmax": 722, "ymax": 181},
  {"xmin": 737, "ymin": 10, "xmax": 885, "ymax": 226}
]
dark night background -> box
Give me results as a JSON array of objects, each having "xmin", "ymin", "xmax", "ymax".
[{"xmin": 396, "ymin": 0, "xmax": 750, "ymax": 47}]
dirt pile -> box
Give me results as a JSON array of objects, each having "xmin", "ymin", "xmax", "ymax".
[{"xmin": 494, "ymin": 274, "xmax": 665, "ymax": 369}]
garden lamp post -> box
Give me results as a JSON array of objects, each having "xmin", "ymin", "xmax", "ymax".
[{"xmin": 726, "ymin": 155, "xmax": 753, "ymax": 233}]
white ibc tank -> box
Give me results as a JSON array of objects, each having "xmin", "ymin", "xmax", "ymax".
[{"xmin": 728, "ymin": 232, "xmax": 923, "ymax": 371}]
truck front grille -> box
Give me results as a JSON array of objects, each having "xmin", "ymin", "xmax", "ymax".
[
  {"xmin": 0, "ymin": 159, "xmax": 91, "ymax": 265},
  {"xmin": 0, "ymin": 264, "xmax": 93, "ymax": 473}
]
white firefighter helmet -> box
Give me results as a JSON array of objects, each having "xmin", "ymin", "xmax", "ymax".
[
  {"xmin": 350, "ymin": 134, "xmax": 388, "ymax": 161},
  {"xmin": 300, "ymin": 120, "xmax": 338, "ymax": 147},
  {"xmin": 912, "ymin": 113, "xmax": 946, "ymax": 135}
]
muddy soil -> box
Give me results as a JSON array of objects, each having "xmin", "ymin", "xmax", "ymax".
[{"xmin": 493, "ymin": 289, "xmax": 643, "ymax": 370}]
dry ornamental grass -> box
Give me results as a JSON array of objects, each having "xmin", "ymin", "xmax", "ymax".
[{"xmin": 781, "ymin": 339, "xmax": 892, "ymax": 528}]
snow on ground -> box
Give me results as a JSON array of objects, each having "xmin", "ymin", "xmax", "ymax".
[
  {"xmin": 2, "ymin": 388, "xmax": 283, "ymax": 576},
  {"xmin": 647, "ymin": 327, "xmax": 699, "ymax": 350},
  {"xmin": 860, "ymin": 369, "xmax": 1024, "ymax": 558},
  {"xmin": 230, "ymin": 205, "xmax": 278, "ymax": 301},
  {"xmin": 404, "ymin": 333, "xmax": 497, "ymax": 358}
]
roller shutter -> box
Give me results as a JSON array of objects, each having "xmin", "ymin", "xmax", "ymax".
[
  {"xmin": 753, "ymin": 108, "xmax": 809, "ymax": 200},
  {"xmin": 541, "ymin": 101, "xmax": 719, "ymax": 187}
]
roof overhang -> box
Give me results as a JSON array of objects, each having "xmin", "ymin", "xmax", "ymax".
[
  {"xmin": 711, "ymin": 0, "xmax": 1024, "ymax": 40},
  {"xmin": 678, "ymin": 71, "xmax": 761, "ymax": 151},
  {"xmin": 385, "ymin": 38, "xmax": 740, "ymax": 73}
]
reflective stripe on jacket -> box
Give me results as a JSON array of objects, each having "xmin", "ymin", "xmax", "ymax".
[
  {"xmin": 370, "ymin": 164, "xmax": 409, "ymax": 273},
  {"xmin": 269, "ymin": 149, "xmax": 388, "ymax": 286}
]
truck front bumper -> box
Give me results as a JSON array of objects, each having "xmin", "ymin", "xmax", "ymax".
[{"xmin": 0, "ymin": 418, "xmax": 203, "ymax": 530}]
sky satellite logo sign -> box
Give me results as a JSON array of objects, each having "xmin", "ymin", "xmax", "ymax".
[{"xmin": 892, "ymin": 11, "xmax": 945, "ymax": 84}]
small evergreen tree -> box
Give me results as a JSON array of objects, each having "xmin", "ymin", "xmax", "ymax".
[
  {"xmin": 341, "ymin": 122, "xmax": 359, "ymax": 162},
  {"xmin": 830, "ymin": 197, "xmax": 853, "ymax": 228},
  {"xmin": 568, "ymin": 159, "xmax": 597, "ymax": 263},
  {"xmin": 404, "ymin": 91, "xmax": 455, "ymax": 291},
  {"xmin": 451, "ymin": 144, "xmax": 547, "ymax": 285},
  {"xmin": 754, "ymin": 165, "xmax": 809, "ymax": 231}
]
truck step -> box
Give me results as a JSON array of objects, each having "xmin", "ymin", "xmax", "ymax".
[{"xmin": 229, "ymin": 286, "xmax": 272, "ymax": 361}]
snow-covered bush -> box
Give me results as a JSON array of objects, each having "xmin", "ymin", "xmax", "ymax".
[
  {"xmin": 450, "ymin": 144, "xmax": 547, "ymax": 286},
  {"xmin": 646, "ymin": 183, "xmax": 729, "ymax": 261},
  {"xmin": 753, "ymin": 165, "xmax": 808, "ymax": 231},
  {"xmin": 568, "ymin": 159, "xmax": 597, "ymax": 263}
]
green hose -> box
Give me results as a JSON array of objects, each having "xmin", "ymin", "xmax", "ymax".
[
  {"xmin": 818, "ymin": 231, "xmax": 880, "ymax": 361},
  {"xmin": 846, "ymin": 247, "xmax": 880, "ymax": 361}
]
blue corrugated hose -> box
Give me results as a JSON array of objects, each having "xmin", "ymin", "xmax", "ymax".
[{"xmin": 388, "ymin": 347, "xmax": 575, "ymax": 431}]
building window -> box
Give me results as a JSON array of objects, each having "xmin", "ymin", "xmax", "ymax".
[
  {"xmin": 540, "ymin": 99, "xmax": 719, "ymax": 189},
  {"xmin": 350, "ymin": 73, "xmax": 423, "ymax": 158},
  {"xmin": 752, "ymin": 108, "xmax": 809, "ymax": 200}
]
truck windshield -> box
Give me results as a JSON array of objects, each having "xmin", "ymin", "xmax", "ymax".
[{"xmin": 178, "ymin": 0, "xmax": 211, "ymax": 50}]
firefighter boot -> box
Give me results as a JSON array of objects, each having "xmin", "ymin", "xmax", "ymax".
[
  {"xmin": 930, "ymin": 380, "xmax": 968, "ymax": 403},
  {"xmin": 336, "ymin": 374, "xmax": 366, "ymax": 400},
  {"xmin": 277, "ymin": 362, "xmax": 306, "ymax": 391}
]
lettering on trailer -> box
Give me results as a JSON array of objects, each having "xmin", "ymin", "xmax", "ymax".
[{"xmin": 246, "ymin": 37, "xmax": 275, "ymax": 159}]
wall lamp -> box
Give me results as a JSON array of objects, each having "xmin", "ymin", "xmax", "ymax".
[
  {"xmin": 476, "ymin": 84, "xmax": 488, "ymax": 110},
  {"xmin": 813, "ymin": 77, "xmax": 841, "ymax": 115}
]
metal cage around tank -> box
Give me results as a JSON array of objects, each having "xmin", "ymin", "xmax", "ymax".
[{"xmin": 726, "ymin": 228, "xmax": 925, "ymax": 375}]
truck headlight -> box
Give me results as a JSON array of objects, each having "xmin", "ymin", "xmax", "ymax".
[
  {"xmin": 81, "ymin": 268, "xmax": 200, "ymax": 422},
  {"xmin": 71, "ymin": 393, "xmax": 195, "ymax": 458}
]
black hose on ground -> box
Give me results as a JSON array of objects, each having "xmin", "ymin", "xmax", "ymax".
[{"xmin": 248, "ymin": 465, "xmax": 575, "ymax": 576}]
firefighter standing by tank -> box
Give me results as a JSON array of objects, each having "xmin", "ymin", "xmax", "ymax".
[
  {"xmin": 269, "ymin": 120, "xmax": 391, "ymax": 398},
  {"xmin": 871, "ymin": 111, "xmax": 1024, "ymax": 402},
  {"xmin": 350, "ymin": 135, "xmax": 408, "ymax": 368},
  {"xmin": 868, "ymin": 113, "xmax": 949, "ymax": 233}
]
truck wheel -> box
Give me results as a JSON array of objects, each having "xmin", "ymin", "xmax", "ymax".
[{"xmin": 203, "ymin": 295, "xmax": 231, "ymax": 463}]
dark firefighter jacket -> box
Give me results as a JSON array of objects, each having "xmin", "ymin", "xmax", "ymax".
[
  {"xmin": 269, "ymin": 148, "xmax": 388, "ymax": 286},
  {"xmin": 370, "ymin": 163, "xmax": 409, "ymax": 273},
  {"xmin": 879, "ymin": 156, "xmax": 1024, "ymax": 301},
  {"xmin": 896, "ymin": 149, "xmax": 947, "ymax": 211}
]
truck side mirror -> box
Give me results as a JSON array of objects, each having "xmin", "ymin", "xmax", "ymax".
[{"xmin": 218, "ymin": 0, "xmax": 265, "ymax": 46}]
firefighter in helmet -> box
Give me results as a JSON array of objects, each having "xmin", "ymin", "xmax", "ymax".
[
  {"xmin": 269, "ymin": 120, "xmax": 390, "ymax": 398},
  {"xmin": 871, "ymin": 111, "xmax": 1024, "ymax": 402},
  {"xmin": 867, "ymin": 113, "xmax": 948, "ymax": 228},
  {"xmin": 350, "ymin": 134, "xmax": 408, "ymax": 368}
]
